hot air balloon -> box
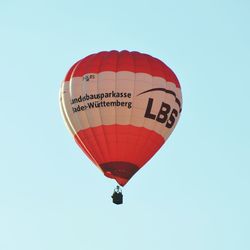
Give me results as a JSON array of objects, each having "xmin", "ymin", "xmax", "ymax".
[{"xmin": 59, "ymin": 50, "xmax": 182, "ymax": 204}]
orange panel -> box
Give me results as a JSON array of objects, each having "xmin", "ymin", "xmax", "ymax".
[{"xmin": 74, "ymin": 125, "xmax": 164, "ymax": 186}]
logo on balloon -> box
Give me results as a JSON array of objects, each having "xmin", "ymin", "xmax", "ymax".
[
  {"xmin": 83, "ymin": 74, "xmax": 96, "ymax": 82},
  {"xmin": 137, "ymin": 88, "xmax": 182, "ymax": 129}
]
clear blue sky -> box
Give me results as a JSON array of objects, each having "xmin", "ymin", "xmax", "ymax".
[{"xmin": 0, "ymin": 0, "xmax": 249, "ymax": 249}]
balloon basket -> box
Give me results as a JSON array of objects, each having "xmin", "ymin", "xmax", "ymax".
[{"xmin": 112, "ymin": 186, "xmax": 123, "ymax": 205}]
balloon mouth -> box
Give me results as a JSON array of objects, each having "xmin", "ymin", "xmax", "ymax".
[{"xmin": 99, "ymin": 161, "xmax": 139, "ymax": 186}]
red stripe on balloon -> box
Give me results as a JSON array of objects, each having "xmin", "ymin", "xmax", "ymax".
[
  {"xmin": 74, "ymin": 124, "xmax": 165, "ymax": 186},
  {"xmin": 64, "ymin": 50, "xmax": 180, "ymax": 88}
]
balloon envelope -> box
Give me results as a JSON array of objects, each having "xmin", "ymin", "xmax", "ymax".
[{"xmin": 60, "ymin": 50, "xmax": 182, "ymax": 186}]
